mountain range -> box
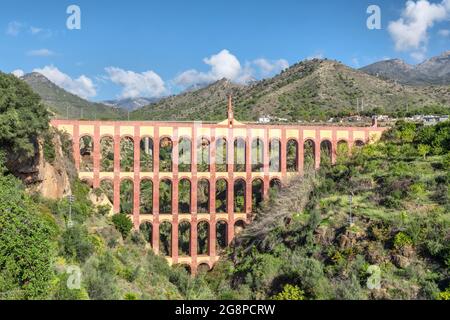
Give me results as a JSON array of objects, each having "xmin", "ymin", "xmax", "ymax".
[
  {"xmin": 21, "ymin": 73, "xmax": 125, "ymax": 120},
  {"xmin": 102, "ymin": 97, "xmax": 160, "ymax": 111},
  {"xmin": 19, "ymin": 52, "xmax": 450, "ymax": 122},
  {"xmin": 360, "ymin": 51, "xmax": 450, "ymax": 86},
  {"xmin": 131, "ymin": 58, "xmax": 450, "ymax": 122}
]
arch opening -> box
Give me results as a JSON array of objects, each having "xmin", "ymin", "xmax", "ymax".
[
  {"xmin": 234, "ymin": 179, "xmax": 246, "ymax": 213},
  {"xmin": 215, "ymin": 179, "xmax": 228, "ymax": 213},
  {"xmin": 197, "ymin": 137, "xmax": 210, "ymax": 172},
  {"xmin": 140, "ymin": 137, "xmax": 153, "ymax": 172},
  {"xmin": 287, "ymin": 139, "xmax": 299, "ymax": 172},
  {"xmin": 337, "ymin": 140, "xmax": 349, "ymax": 163},
  {"xmin": 80, "ymin": 135, "xmax": 93, "ymax": 172},
  {"xmin": 269, "ymin": 139, "xmax": 281, "ymax": 172},
  {"xmin": 159, "ymin": 179, "xmax": 172, "ymax": 214},
  {"xmin": 100, "ymin": 136, "xmax": 114, "ymax": 172},
  {"xmin": 216, "ymin": 221, "xmax": 228, "ymax": 252},
  {"xmin": 234, "ymin": 220, "xmax": 246, "ymax": 235},
  {"xmin": 159, "ymin": 221, "xmax": 172, "ymax": 256},
  {"xmin": 178, "ymin": 221, "xmax": 191, "ymax": 256},
  {"xmin": 197, "ymin": 221, "xmax": 209, "ymax": 255},
  {"xmin": 197, "ymin": 263, "xmax": 210, "ymax": 274},
  {"xmin": 120, "ymin": 179, "xmax": 133, "ymax": 215},
  {"xmin": 251, "ymin": 138, "xmax": 264, "ymax": 172},
  {"xmin": 304, "ymin": 139, "xmax": 316, "ymax": 170},
  {"xmin": 100, "ymin": 179, "xmax": 114, "ymax": 205},
  {"xmin": 197, "ymin": 179, "xmax": 210, "ymax": 214},
  {"xmin": 140, "ymin": 179, "xmax": 153, "ymax": 215},
  {"xmin": 139, "ymin": 222, "xmax": 152, "ymax": 245},
  {"xmin": 159, "ymin": 137, "xmax": 173, "ymax": 172},
  {"xmin": 216, "ymin": 138, "xmax": 228, "ymax": 172},
  {"xmin": 355, "ymin": 140, "xmax": 365, "ymax": 148},
  {"xmin": 252, "ymin": 179, "xmax": 264, "ymax": 211},
  {"xmin": 234, "ymin": 138, "xmax": 246, "ymax": 172},
  {"xmin": 178, "ymin": 179, "xmax": 191, "ymax": 214},
  {"xmin": 178, "ymin": 137, "xmax": 191, "ymax": 172},
  {"xmin": 120, "ymin": 137, "xmax": 134, "ymax": 172},
  {"xmin": 320, "ymin": 140, "xmax": 332, "ymax": 167}
]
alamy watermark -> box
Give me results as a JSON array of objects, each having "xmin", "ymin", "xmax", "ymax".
[
  {"xmin": 67, "ymin": 5, "xmax": 81, "ymax": 30},
  {"xmin": 367, "ymin": 5, "xmax": 381, "ymax": 30},
  {"xmin": 66, "ymin": 265, "xmax": 82, "ymax": 290},
  {"xmin": 366, "ymin": 265, "xmax": 381, "ymax": 290}
]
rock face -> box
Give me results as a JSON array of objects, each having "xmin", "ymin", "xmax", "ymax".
[
  {"xmin": 89, "ymin": 191, "xmax": 114, "ymax": 216},
  {"xmin": 19, "ymin": 131, "xmax": 72, "ymax": 200}
]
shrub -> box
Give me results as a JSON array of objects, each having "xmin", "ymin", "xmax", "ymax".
[
  {"xmin": 84, "ymin": 252, "xmax": 120, "ymax": 300},
  {"xmin": 43, "ymin": 131, "xmax": 56, "ymax": 164},
  {"xmin": 272, "ymin": 284, "xmax": 305, "ymax": 300},
  {"xmin": 112, "ymin": 213, "xmax": 133, "ymax": 239},
  {"xmin": 124, "ymin": 292, "xmax": 138, "ymax": 300},
  {"xmin": 0, "ymin": 173, "xmax": 57, "ymax": 299},
  {"xmin": 438, "ymin": 288, "xmax": 450, "ymax": 300},
  {"xmin": 97, "ymin": 204, "xmax": 111, "ymax": 216},
  {"xmin": 394, "ymin": 232, "xmax": 413, "ymax": 250},
  {"xmin": 61, "ymin": 225, "xmax": 95, "ymax": 263}
]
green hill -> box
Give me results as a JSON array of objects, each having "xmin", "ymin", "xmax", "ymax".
[
  {"xmin": 22, "ymin": 73, "xmax": 126, "ymax": 120},
  {"xmin": 132, "ymin": 59, "xmax": 450, "ymax": 122}
]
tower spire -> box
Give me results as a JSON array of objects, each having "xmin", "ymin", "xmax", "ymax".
[{"xmin": 227, "ymin": 94, "xmax": 234, "ymax": 127}]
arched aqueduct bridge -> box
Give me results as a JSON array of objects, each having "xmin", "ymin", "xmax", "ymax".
[{"xmin": 51, "ymin": 98, "xmax": 387, "ymax": 274}]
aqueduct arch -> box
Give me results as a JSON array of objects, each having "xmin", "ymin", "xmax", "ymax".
[{"xmin": 51, "ymin": 97, "xmax": 386, "ymax": 274}]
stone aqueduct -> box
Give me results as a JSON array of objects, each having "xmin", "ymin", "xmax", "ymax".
[{"xmin": 51, "ymin": 99, "xmax": 386, "ymax": 274}]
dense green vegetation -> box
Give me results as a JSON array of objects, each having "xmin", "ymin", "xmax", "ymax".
[{"xmin": 206, "ymin": 121, "xmax": 450, "ymax": 300}]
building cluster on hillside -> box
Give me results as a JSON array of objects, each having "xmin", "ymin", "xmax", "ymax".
[
  {"xmin": 405, "ymin": 115, "xmax": 449, "ymax": 126},
  {"xmin": 257, "ymin": 115, "xmax": 288, "ymax": 123},
  {"xmin": 258, "ymin": 113, "xmax": 448, "ymax": 126}
]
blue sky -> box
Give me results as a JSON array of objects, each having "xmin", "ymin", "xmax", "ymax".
[{"xmin": 0, "ymin": 0, "xmax": 449, "ymax": 101}]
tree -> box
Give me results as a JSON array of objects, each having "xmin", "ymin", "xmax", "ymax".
[
  {"xmin": 417, "ymin": 144, "xmax": 431, "ymax": 160},
  {"xmin": 0, "ymin": 73, "xmax": 49, "ymax": 168},
  {"xmin": 112, "ymin": 213, "xmax": 133, "ymax": 239},
  {"xmin": 0, "ymin": 172, "xmax": 57, "ymax": 299},
  {"xmin": 272, "ymin": 284, "xmax": 305, "ymax": 300}
]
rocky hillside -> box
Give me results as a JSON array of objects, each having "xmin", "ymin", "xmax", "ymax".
[
  {"xmin": 132, "ymin": 59, "xmax": 450, "ymax": 122},
  {"xmin": 361, "ymin": 51, "xmax": 450, "ymax": 86},
  {"xmin": 22, "ymin": 73, "xmax": 125, "ymax": 120}
]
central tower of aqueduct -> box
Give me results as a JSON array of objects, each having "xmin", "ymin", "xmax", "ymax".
[{"xmin": 51, "ymin": 97, "xmax": 386, "ymax": 274}]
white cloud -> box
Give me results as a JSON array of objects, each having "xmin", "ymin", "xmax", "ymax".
[
  {"xmin": 252, "ymin": 58, "xmax": 289, "ymax": 77},
  {"xmin": 11, "ymin": 69, "xmax": 24, "ymax": 78},
  {"xmin": 388, "ymin": 0, "xmax": 450, "ymax": 60},
  {"xmin": 27, "ymin": 49, "xmax": 55, "ymax": 57},
  {"xmin": 105, "ymin": 67, "xmax": 167, "ymax": 99},
  {"xmin": 6, "ymin": 21, "xmax": 22, "ymax": 36},
  {"xmin": 173, "ymin": 49, "xmax": 289, "ymax": 88},
  {"xmin": 438, "ymin": 28, "xmax": 450, "ymax": 36},
  {"xmin": 30, "ymin": 26, "xmax": 42, "ymax": 35},
  {"xmin": 33, "ymin": 65, "xmax": 97, "ymax": 99}
]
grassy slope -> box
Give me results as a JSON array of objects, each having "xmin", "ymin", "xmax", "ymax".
[{"xmin": 132, "ymin": 60, "xmax": 450, "ymax": 122}]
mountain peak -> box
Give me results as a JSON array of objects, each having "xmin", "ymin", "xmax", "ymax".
[{"xmin": 361, "ymin": 51, "xmax": 450, "ymax": 85}]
